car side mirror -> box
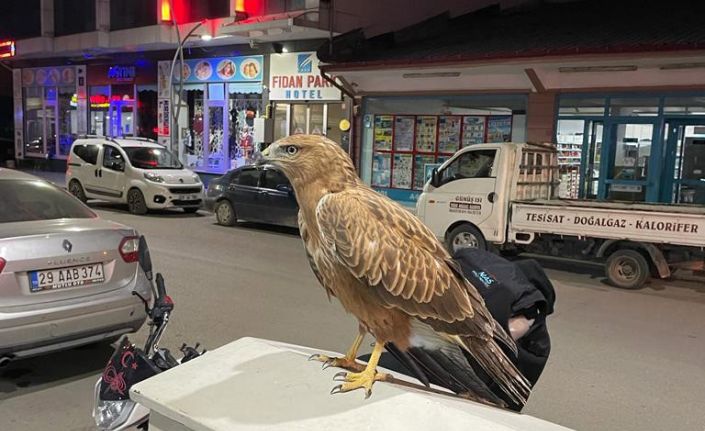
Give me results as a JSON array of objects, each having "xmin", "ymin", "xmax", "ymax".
[
  {"xmin": 431, "ymin": 168, "xmax": 440, "ymax": 188},
  {"xmin": 137, "ymin": 236, "xmax": 153, "ymax": 281}
]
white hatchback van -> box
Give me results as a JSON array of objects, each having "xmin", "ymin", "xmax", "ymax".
[{"xmin": 66, "ymin": 136, "xmax": 204, "ymax": 214}]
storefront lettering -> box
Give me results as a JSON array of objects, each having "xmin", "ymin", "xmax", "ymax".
[
  {"xmin": 285, "ymin": 89, "xmax": 324, "ymax": 100},
  {"xmin": 573, "ymin": 216, "xmax": 627, "ymax": 228},
  {"xmin": 271, "ymin": 75, "xmax": 335, "ymax": 89},
  {"xmin": 108, "ymin": 66, "xmax": 135, "ymax": 81},
  {"xmin": 635, "ymin": 220, "xmax": 699, "ymax": 233}
]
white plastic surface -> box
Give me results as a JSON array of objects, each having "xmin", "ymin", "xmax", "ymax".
[{"xmin": 131, "ymin": 337, "xmax": 572, "ymax": 431}]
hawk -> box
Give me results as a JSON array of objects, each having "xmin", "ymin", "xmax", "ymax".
[{"xmin": 262, "ymin": 135, "xmax": 530, "ymax": 406}]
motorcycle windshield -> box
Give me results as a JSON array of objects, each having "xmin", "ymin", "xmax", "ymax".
[{"xmin": 99, "ymin": 337, "xmax": 161, "ymax": 401}]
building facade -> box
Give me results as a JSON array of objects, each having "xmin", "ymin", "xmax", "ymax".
[{"xmin": 320, "ymin": 0, "xmax": 705, "ymax": 207}]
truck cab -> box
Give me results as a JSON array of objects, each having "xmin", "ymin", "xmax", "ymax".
[{"xmin": 417, "ymin": 143, "xmax": 557, "ymax": 252}]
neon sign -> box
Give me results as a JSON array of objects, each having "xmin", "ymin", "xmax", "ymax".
[
  {"xmin": 108, "ymin": 66, "xmax": 136, "ymax": 82},
  {"xmin": 0, "ymin": 40, "xmax": 16, "ymax": 58}
]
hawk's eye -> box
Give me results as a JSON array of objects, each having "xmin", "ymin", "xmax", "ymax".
[{"xmin": 286, "ymin": 145, "xmax": 298, "ymax": 155}]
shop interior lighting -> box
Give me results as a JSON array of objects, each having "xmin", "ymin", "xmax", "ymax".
[
  {"xmin": 200, "ymin": 34, "xmax": 213, "ymax": 41},
  {"xmin": 402, "ymin": 72, "xmax": 461, "ymax": 79},
  {"xmin": 558, "ymin": 65, "xmax": 637, "ymax": 73}
]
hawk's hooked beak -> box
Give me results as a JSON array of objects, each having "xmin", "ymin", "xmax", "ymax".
[{"xmin": 253, "ymin": 146, "xmax": 270, "ymax": 166}]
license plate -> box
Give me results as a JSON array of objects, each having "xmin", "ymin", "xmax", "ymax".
[
  {"xmin": 179, "ymin": 194, "xmax": 198, "ymax": 201},
  {"xmin": 29, "ymin": 263, "xmax": 105, "ymax": 292}
]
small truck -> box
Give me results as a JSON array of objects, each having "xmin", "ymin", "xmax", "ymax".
[{"xmin": 416, "ymin": 142, "xmax": 705, "ymax": 289}]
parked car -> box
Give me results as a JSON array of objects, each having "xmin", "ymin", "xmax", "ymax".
[
  {"xmin": 205, "ymin": 165, "xmax": 298, "ymax": 228},
  {"xmin": 66, "ymin": 136, "xmax": 204, "ymax": 215},
  {"xmin": 0, "ymin": 168, "xmax": 151, "ymax": 362}
]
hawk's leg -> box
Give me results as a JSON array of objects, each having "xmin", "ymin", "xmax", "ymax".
[
  {"xmin": 330, "ymin": 341, "xmax": 390, "ymax": 399},
  {"xmin": 309, "ymin": 327, "xmax": 366, "ymax": 372}
]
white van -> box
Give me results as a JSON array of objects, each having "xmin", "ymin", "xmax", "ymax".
[{"xmin": 66, "ymin": 136, "xmax": 204, "ymax": 214}]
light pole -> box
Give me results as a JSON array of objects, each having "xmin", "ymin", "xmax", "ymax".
[{"xmin": 168, "ymin": 20, "xmax": 205, "ymax": 153}]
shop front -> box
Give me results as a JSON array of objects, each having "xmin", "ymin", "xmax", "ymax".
[
  {"xmin": 555, "ymin": 93, "xmax": 705, "ymax": 204},
  {"xmin": 15, "ymin": 65, "xmax": 86, "ymax": 160},
  {"xmin": 162, "ymin": 55, "xmax": 265, "ymax": 174},
  {"xmin": 86, "ymin": 64, "xmax": 158, "ymax": 140},
  {"xmin": 269, "ymin": 52, "xmax": 346, "ymax": 146},
  {"xmin": 360, "ymin": 95, "xmax": 527, "ymax": 207}
]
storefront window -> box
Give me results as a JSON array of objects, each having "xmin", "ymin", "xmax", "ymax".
[
  {"xmin": 309, "ymin": 104, "xmax": 324, "ymax": 135},
  {"xmin": 325, "ymin": 103, "xmax": 343, "ymax": 143},
  {"xmin": 137, "ymin": 85, "xmax": 157, "ymax": 140},
  {"xmin": 57, "ymin": 86, "xmax": 76, "ymax": 156},
  {"xmin": 663, "ymin": 96, "xmax": 705, "ymax": 115},
  {"xmin": 111, "ymin": 84, "xmax": 135, "ymax": 137},
  {"xmin": 24, "ymin": 87, "xmax": 43, "ymax": 156},
  {"xmin": 44, "ymin": 87, "xmax": 57, "ymax": 157},
  {"xmin": 291, "ymin": 104, "xmax": 306, "ymax": 134},
  {"xmin": 558, "ymin": 97, "xmax": 606, "ymax": 116},
  {"xmin": 228, "ymin": 84, "xmax": 262, "ymax": 168},
  {"xmin": 610, "ymin": 97, "xmax": 660, "ymax": 116},
  {"xmin": 90, "ymin": 86, "xmax": 109, "ymax": 136},
  {"xmin": 362, "ymin": 95, "xmax": 525, "ymax": 205},
  {"xmin": 273, "ymin": 103, "xmax": 289, "ymax": 141},
  {"xmin": 182, "ymin": 84, "xmax": 205, "ymax": 170}
]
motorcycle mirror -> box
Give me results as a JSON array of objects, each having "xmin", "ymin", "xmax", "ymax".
[{"xmin": 138, "ymin": 236, "xmax": 153, "ymax": 281}]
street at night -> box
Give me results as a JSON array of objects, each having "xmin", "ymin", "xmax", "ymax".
[{"xmin": 1, "ymin": 206, "xmax": 704, "ymax": 431}]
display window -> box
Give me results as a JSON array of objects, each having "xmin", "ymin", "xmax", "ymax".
[
  {"xmin": 371, "ymin": 114, "xmax": 512, "ymax": 192},
  {"xmin": 20, "ymin": 66, "xmax": 79, "ymax": 159}
]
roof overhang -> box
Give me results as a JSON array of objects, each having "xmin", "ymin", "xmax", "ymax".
[
  {"xmin": 321, "ymin": 50, "xmax": 705, "ymax": 96},
  {"xmin": 221, "ymin": 10, "xmax": 335, "ymax": 41}
]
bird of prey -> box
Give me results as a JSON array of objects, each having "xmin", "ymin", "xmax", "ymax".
[{"xmin": 261, "ymin": 135, "xmax": 531, "ymax": 406}]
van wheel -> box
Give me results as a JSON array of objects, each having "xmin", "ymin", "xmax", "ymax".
[
  {"xmin": 606, "ymin": 249, "xmax": 649, "ymax": 289},
  {"xmin": 68, "ymin": 180, "xmax": 87, "ymax": 203},
  {"xmin": 447, "ymin": 224, "xmax": 487, "ymax": 254},
  {"xmin": 127, "ymin": 188, "xmax": 148, "ymax": 215},
  {"xmin": 215, "ymin": 200, "xmax": 236, "ymax": 226}
]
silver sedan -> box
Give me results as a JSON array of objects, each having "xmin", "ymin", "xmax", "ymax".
[{"xmin": 0, "ymin": 169, "xmax": 151, "ymax": 363}]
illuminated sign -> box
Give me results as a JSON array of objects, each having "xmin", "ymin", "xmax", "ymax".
[
  {"xmin": 108, "ymin": 66, "xmax": 136, "ymax": 82},
  {"xmin": 70, "ymin": 94, "xmax": 135, "ymax": 108},
  {"xmin": 0, "ymin": 40, "xmax": 16, "ymax": 58},
  {"xmin": 159, "ymin": 0, "xmax": 172, "ymax": 22}
]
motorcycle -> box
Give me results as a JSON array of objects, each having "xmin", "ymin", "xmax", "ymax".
[{"xmin": 92, "ymin": 236, "xmax": 205, "ymax": 430}]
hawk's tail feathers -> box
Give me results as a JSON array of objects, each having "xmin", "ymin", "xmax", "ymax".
[{"xmin": 463, "ymin": 336, "xmax": 531, "ymax": 406}]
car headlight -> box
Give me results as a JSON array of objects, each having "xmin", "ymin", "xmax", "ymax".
[
  {"xmin": 192, "ymin": 174, "xmax": 201, "ymax": 183},
  {"xmin": 144, "ymin": 172, "xmax": 165, "ymax": 183},
  {"xmin": 210, "ymin": 183, "xmax": 223, "ymax": 191},
  {"xmin": 93, "ymin": 383, "xmax": 137, "ymax": 430}
]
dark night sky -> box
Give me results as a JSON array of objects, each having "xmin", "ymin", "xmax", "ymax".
[{"xmin": 0, "ymin": 0, "xmax": 42, "ymax": 40}]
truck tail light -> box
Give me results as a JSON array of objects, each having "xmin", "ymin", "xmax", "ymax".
[
  {"xmin": 119, "ymin": 237, "xmax": 139, "ymax": 263},
  {"xmin": 0, "ymin": 258, "xmax": 5, "ymax": 273}
]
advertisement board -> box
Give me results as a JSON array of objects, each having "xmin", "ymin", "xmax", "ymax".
[{"xmin": 269, "ymin": 52, "xmax": 341, "ymax": 101}]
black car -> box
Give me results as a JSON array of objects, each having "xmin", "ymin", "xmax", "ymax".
[{"xmin": 205, "ymin": 165, "xmax": 298, "ymax": 228}]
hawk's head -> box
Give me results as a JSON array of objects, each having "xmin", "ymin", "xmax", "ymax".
[{"xmin": 261, "ymin": 134, "xmax": 358, "ymax": 191}]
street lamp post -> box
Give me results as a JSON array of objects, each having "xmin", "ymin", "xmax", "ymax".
[{"xmin": 168, "ymin": 20, "xmax": 205, "ymax": 154}]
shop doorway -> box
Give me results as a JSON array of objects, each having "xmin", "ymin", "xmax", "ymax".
[
  {"xmin": 662, "ymin": 121, "xmax": 705, "ymax": 204},
  {"xmin": 599, "ymin": 120, "xmax": 657, "ymax": 202},
  {"xmin": 273, "ymin": 102, "xmax": 345, "ymax": 140}
]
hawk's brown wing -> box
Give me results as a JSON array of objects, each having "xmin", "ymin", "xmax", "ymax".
[{"xmin": 315, "ymin": 188, "xmax": 495, "ymax": 338}]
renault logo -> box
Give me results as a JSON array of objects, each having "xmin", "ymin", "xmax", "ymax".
[{"xmin": 62, "ymin": 239, "xmax": 73, "ymax": 253}]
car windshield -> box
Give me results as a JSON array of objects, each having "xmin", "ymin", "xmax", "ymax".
[
  {"xmin": 124, "ymin": 147, "xmax": 183, "ymax": 170},
  {"xmin": 0, "ymin": 180, "xmax": 96, "ymax": 223}
]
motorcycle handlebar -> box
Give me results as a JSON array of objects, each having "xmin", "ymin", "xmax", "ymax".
[{"xmin": 155, "ymin": 273, "xmax": 166, "ymax": 298}]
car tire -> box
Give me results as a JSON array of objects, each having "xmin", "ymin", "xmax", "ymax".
[
  {"xmin": 215, "ymin": 200, "xmax": 237, "ymax": 226},
  {"xmin": 68, "ymin": 180, "xmax": 87, "ymax": 203},
  {"xmin": 183, "ymin": 207, "xmax": 199, "ymax": 214},
  {"xmin": 606, "ymin": 249, "xmax": 650, "ymax": 289},
  {"xmin": 127, "ymin": 188, "xmax": 149, "ymax": 215},
  {"xmin": 446, "ymin": 224, "xmax": 487, "ymax": 253}
]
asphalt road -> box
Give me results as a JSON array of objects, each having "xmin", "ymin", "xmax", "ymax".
[{"xmin": 1, "ymin": 204, "xmax": 704, "ymax": 431}]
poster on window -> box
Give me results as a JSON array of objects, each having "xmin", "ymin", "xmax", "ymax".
[
  {"xmin": 393, "ymin": 116, "xmax": 415, "ymax": 151},
  {"xmin": 487, "ymin": 116, "xmax": 512, "ymax": 142},
  {"xmin": 438, "ymin": 116, "xmax": 461, "ymax": 154},
  {"xmin": 413, "ymin": 154, "xmax": 436, "ymax": 190},
  {"xmin": 415, "ymin": 116, "xmax": 437, "ymax": 153},
  {"xmin": 372, "ymin": 152, "xmax": 392, "ymax": 187},
  {"xmin": 392, "ymin": 153, "xmax": 413, "ymax": 189},
  {"xmin": 374, "ymin": 115, "xmax": 393, "ymax": 151},
  {"xmin": 462, "ymin": 116, "xmax": 485, "ymax": 147}
]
